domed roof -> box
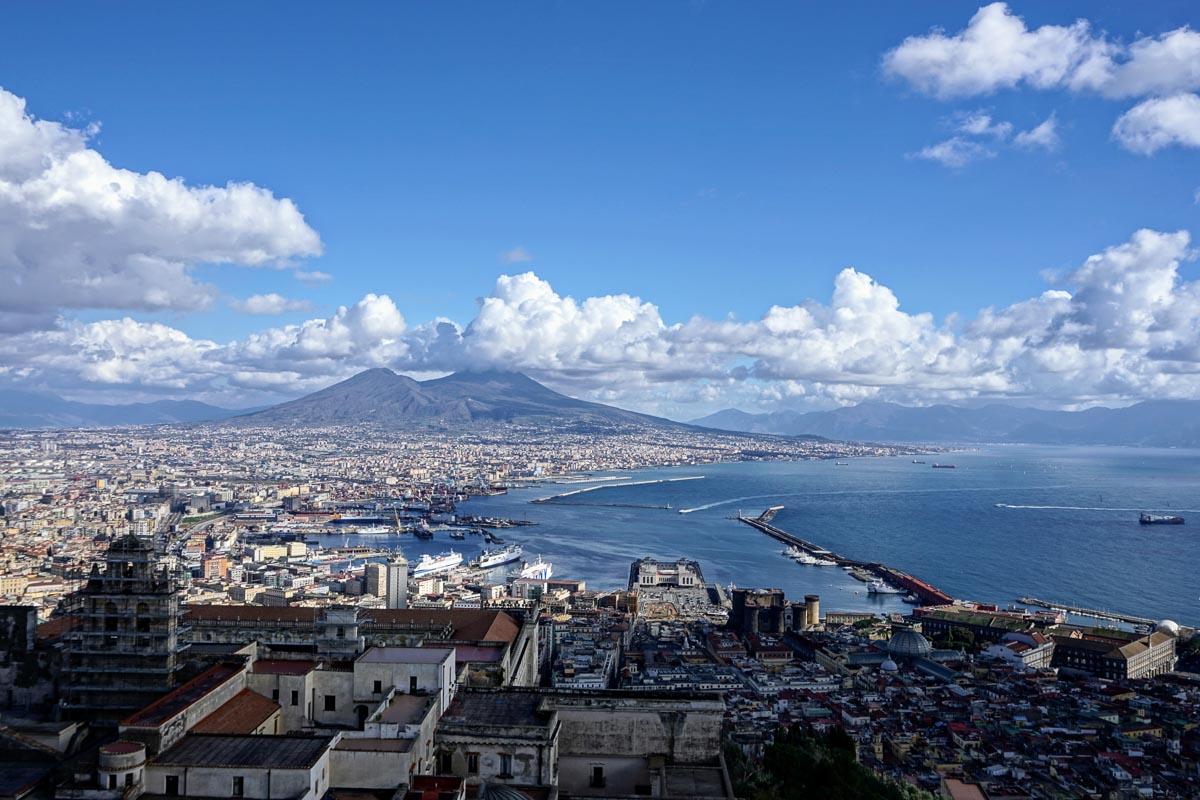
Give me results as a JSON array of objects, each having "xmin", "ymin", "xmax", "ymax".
[
  {"xmin": 880, "ymin": 658, "xmax": 899, "ymax": 672},
  {"xmin": 887, "ymin": 626, "xmax": 932, "ymax": 659},
  {"xmin": 1156, "ymin": 619, "xmax": 1180, "ymax": 637}
]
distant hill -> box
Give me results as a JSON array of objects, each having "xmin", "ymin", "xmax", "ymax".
[
  {"xmin": 691, "ymin": 399, "xmax": 1200, "ymax": 447},
  {"xmin": 229, "ymin": 368, "xmax": 694, "ymax": 432},
  {"xmin": 0, "ymin": 389, "xmax": 246, "ymax": 429}
]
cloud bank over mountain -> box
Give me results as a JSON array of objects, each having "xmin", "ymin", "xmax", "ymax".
[{"xmin": 3, "ymin": 73, "xmax": 1200, "ymax": 418}]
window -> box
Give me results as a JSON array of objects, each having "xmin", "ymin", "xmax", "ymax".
[
  {"xmin": 591, "ymin": 765, "xmax": 606, "ymax": 788},
  {"xmin": 291, "ymin": 689, "xmax": 299, "ymax": 706},
  {"xmin": 336, "ymin": 626, "xmax": 345, "ymax": 639},
  {"xmin": 272, "ymin": 688, "xmax": 279, "ymax": 702},
  {"xmin": 165, "ymin": 775, "xmax": 179, "ymax": 795},
  {"xmin": 232, "ymin": 777, "xmax": 244, "ymax": 797},
  {"xmin": 108, "ymin": 775, "xmax": 117, "ymax": 789},
  {"xmin": 373, "ymin": 680, "xmax": 382, "ymax": 695},
  {"xmin": 125, "ymin": 773, "xmax": 134, "ymax": 787},
  {"xmin": 467, "ymin": 752, "xmax": 479, "ymax": 774},
  {"xmin": 409, "ymin": 676, "xmax": 418, "ymax": 693},
  {"xmin": 437, "ymin": 751, "xmax": 452, "ymax": 774},
  {"xmin": 499, "ymin": 753, "xmax": 513, "ymax": 778},
  {"xmin": 324, "ymin": 694, "xmax": 336, "ymax": 712}
]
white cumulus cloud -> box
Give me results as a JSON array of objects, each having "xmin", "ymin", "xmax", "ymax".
[
  {"xmin": 231, "ymin": 293, "xmax": 314, "ymax": 316},
  {"xmin": 7, "ymin": 230, "xmax": 1200, "ymax": 415},
  {"xmin": 0, "ymin": 86, "xmax": 322, "ymax": 332},
  {"xmin": 1112, "ymin": 93, "xmax": 1200, "ymax": 154},
  {"xmin": 1013, "ymin": 114, "xmax": 1060, "ymax": 150}
]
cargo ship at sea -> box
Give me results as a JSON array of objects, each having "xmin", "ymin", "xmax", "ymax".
[
  {"xmin": 931, "ymin": 463, "xmax": 956, "ymax": 469},
  {"xmin": 1139, "ymin": 513, "xmax": 1184, "ymax": 525},
  {"xmin": 475, "ymin": 543, "xmax": 523, "ymax": 569},
  {"xmin": 412, "ymin": 550, "xmax": 463, "ymax": 577}
]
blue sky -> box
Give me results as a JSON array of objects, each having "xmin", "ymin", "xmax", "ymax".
[{"xmin": 1, "ymin": 2, "xmax": 1200, "ymax": 415}]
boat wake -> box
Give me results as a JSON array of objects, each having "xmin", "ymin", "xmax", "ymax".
[
  {"xmin": 678, "ymin": 485, "xmax": 1074, "ymax": 514},
  {"xmin": 996, "ymin": 503, "xmax": 1200, "ymax": 513}
]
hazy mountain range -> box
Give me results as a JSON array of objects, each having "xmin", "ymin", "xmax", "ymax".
[
  {"xmin": 0, "ymin": 389, "xmax": 247, "ymax": 429},
  {"xmin": 6, "ymin": 370, "xmax": 1200, "ymax": 447},
  {"xmin": 691, "ymin": 400, "xmax": 1200, "ymax": 447}
]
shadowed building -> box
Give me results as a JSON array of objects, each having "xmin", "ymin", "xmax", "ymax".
[{"xmin": 60, "ymin": 534, "xmax": 188, "ymax": 720}]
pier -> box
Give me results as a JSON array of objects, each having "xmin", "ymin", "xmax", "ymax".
[
  {"xmin": 1017, "ymin": 596, "xmax": 1158, "ymax": 628},
  {"xmin": 737, "ymin": 508, "xmax": 954, "ymax": 606}
]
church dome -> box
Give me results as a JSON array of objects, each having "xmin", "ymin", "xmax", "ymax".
[
  {"xmin": 887, "ymin": 627, "xmax": 932, "ymax": 660},
  {"xmin": 880, "ymin": 658, "xmax": 899, "ymax": 672}
]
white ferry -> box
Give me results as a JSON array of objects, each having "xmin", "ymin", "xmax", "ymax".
[
  {"xmin": 412, "ymin": 550, "xmax": 463, "ymax": 577},
  {"xmin": 518, "ymin": 556, "xmax": 553, "ymax": 581},
  {"xmin": 476, "ymin": 544, "xmax": 523, "ymax": 569}
]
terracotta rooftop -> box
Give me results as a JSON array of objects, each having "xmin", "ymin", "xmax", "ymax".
[
  {"xmin": 121, "ymin": 664, "xmax": 241, "ymax": 728},
  {"xmin": 191, "ymin": 689, "xmax": 280, "ymax": 735},
  {"xmin": 184, "ymin": 604, "xmax": 521, "ymax": 645}
]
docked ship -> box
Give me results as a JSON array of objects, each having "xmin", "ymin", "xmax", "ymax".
[
  {"xmin": 476, "ymin": 543, "xmax": 523, "ymax": 569},
  {"xmin": 866, "ymin": 579, "xmax": 903, "ymax": 594},
  {"xmin": 1140, "ymin": 513, "xmax": 1185, "ymax": 525},
  {"xmin": 412, "ymin": 550, "xmax": 463, "ymax": 577},
  {"xmin": 518, "ymin": 556, "xmax": 553, "ymax": 580}
]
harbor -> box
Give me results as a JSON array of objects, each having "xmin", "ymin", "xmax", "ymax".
[{"xmin": 737, "ymin": 506, "xmax": 955, "ymax": 606}]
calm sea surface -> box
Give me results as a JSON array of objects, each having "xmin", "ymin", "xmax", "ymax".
[{"xmin": 331, "ymin": 446, "xmax": 1200, "ymax": 625}]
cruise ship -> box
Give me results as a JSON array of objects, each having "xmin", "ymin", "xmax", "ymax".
[
  {"xmin": 518, "ymin": 556, "xmax": 553, "ymax": 580},
  {"xmin": 476, "ymin": 543, "xmax": 523, "ymax": 569},
  {"xmin": 412, "ymin": 550, "xmax": 463, "ymax": 577}
]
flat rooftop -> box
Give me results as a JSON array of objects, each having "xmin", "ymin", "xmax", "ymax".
[
  {"xmin": 358, "ymin": 646, "xmax": 454, "ymax": 665},
  {"xmin": 379, "ymin": 693, "xmax": 434, "ymax": 725},
  {"xmin": 154, "ymin": 734, "xmax": 333, "ymax": 769},
  {"xmin": 438, "ymin": 689, "xmax": 554, "ymax": 736},
  {"xmin": 252, "ymin": 658, "xmax": 317, "ymax": 675},
  {"xmin": 335, "ymin": 737, "xmax": 414, "ymax": 753}
]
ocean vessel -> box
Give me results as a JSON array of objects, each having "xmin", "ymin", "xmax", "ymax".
[
  {"xmin": 518, "ymin": 556, "xmax": 553, "ymax": 580},
  {"xmin": 476, "ymin": 543, "xmax": 523, "ymax": 569},
  {"xmin": 931, "ymin": 463, "xmax": 956, "ymax": 469},
  {"xmin": 866, "ymin": 579, "xmax": 903, "ymax": 594},
  {"xmin": 912, "ymin": 460, "xmax": 926, "ymax": 464},
  {"xmin": 1139, "ymin": 513, "xmax": 1184, "ymax": 525},
  {"xmin": 412, "ymin": 550, "xmax": 463, "ymax": 577}
]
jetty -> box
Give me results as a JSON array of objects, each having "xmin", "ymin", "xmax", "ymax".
[
  {"xmin": 737, "ymin": 508, "xmax": 954, "ymax": 606},
  {"xmin": 1017, "ymin": 596, "xmax": 1157, "ymax": 627}
]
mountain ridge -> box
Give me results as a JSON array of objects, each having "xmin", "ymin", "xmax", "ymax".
[
  {"xmin": 0, "ymin": 389, "xmax": 248, "ymax": 429},
  {"xmin": 691, "ymin": 399, "xmax": 1200, "ymax": 447},
  {"xmin": 227, "ymin": 368, "xmax": 694, "ymax": 431}
]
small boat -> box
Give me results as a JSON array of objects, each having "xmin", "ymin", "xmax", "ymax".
[
  {"xmin": 1139, "ymin": 513, "xmax": 1184, "ymax": 525},
  {"xmin": 835, "ymin": 461, "xmax": 849, "ymax": 466},
  {"xmin": 932, "ymin": 463, "xmax": 956, "ymax": 469},
  {"xmin": 912, "ymin": 460, "xmax": 926, "ymax": 464}
]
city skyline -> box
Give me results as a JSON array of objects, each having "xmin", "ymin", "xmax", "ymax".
[{"xmin": 2, "ymin": 2, "xmax": 1200, "ymax": 417}]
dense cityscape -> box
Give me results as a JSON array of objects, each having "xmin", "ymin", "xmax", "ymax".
[
  {"xmin": 0, "ymin": 424, "xmax": 1197, "ymax": 800},
  {"xmin": 5, "ymin": 2, "xmax": 1200, "ymax": 799}
]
